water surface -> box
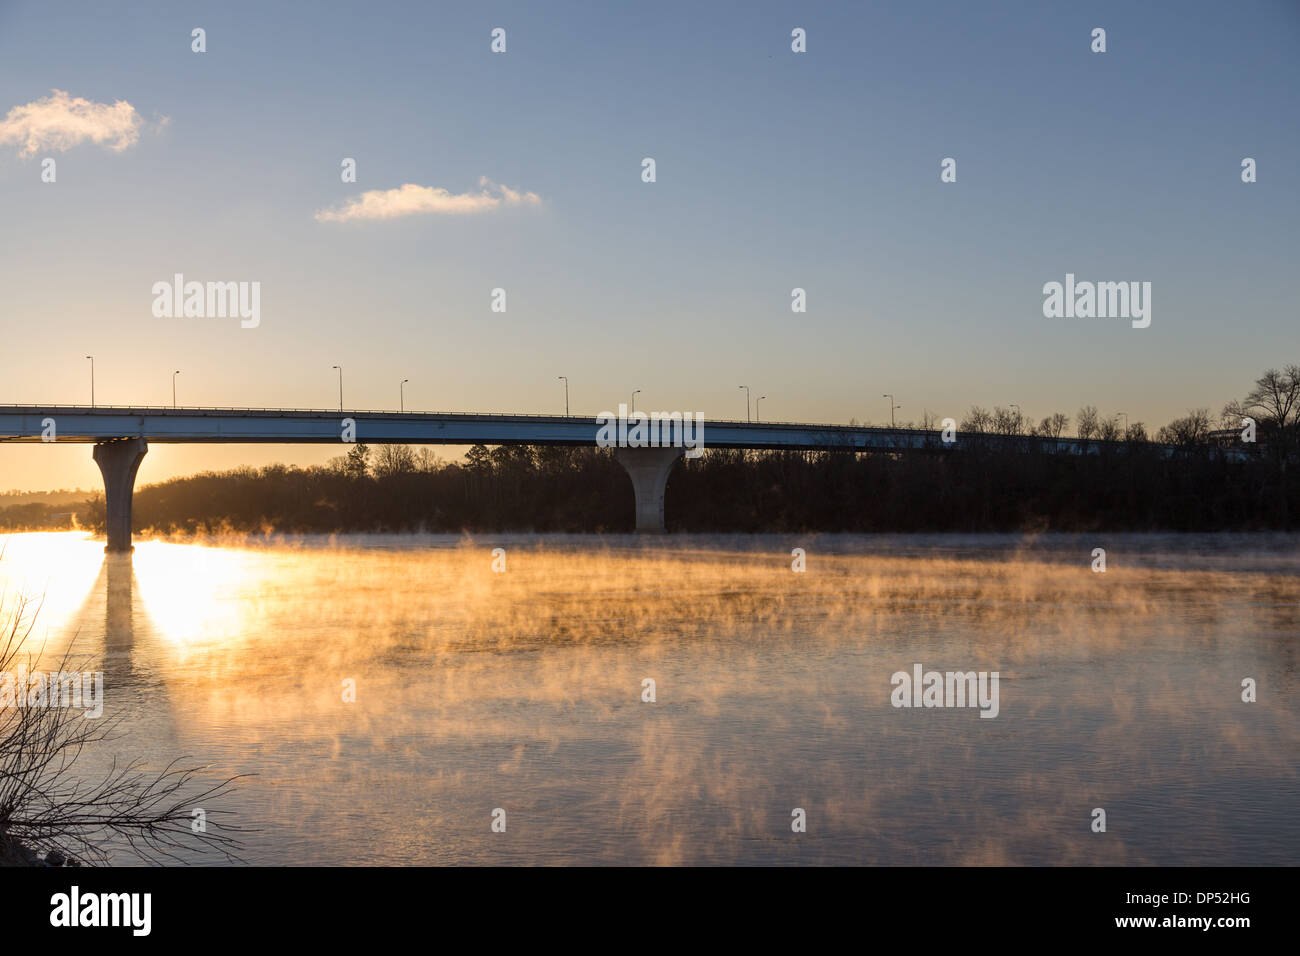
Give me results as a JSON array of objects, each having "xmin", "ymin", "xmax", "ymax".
[{"xmin": 1, "ymin": 531, "xmax": 1296, "ymax": 865}]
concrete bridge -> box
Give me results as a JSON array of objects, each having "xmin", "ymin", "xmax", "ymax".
[{"xmin": 0, "ymin": 404, "xmax": 1203, "ymax": 550}]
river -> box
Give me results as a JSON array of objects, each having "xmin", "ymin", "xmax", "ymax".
[{"xmin": 1, "ymin": 530, "xmax": 1296, "ymax": 865}]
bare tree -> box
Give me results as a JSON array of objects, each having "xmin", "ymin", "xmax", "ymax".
[
  {"xmin": 961, "ymin": 406, "xmax": 992, "ymax": 434},
  {"xmin": 374, "ymin": 444, "xmax": 416, "ymax": 478},
  {"xmin": 1157, "ymin": 409, "xmax": 1211, "ymax": 446},
  {"xmin": 1225, "ymin": 364, "xmax": 1300, "ymax": 458},
  {"xmin": 413, "ymin": 447, "xmax": 441, "ymax": 473},
  {"xmin": 0, "ymin": 591, "xmax": 247, "ymax": 865},
  {"xmin": 1098, "ymin": 415, "xmax": 1123, "ymax": 442},
  {"xmin": 1245, "ymin": 365, "xmax": 1300, "ymax": 428},
  {"xmin": 1036, "ymin": 413, "xmax": 1069, "ymax": 439},
  {"xmin": 991, "ymin": 406, "xmax": 1020, "ymax": 436},
  {"xmin": 1076, "ymin": 406, "xmax": 1100, "ymax": 440}
]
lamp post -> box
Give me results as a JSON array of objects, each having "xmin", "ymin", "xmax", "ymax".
[
  {"xmin": 631, "ymin": 389, "xmax": 641, "ymax": 414},
  {"xmin": 739, "ymin": 385, "xmax": 750, "ymax": 423},
  {"xmin": 401, "ymin": 379, "xmax": 409, "ymax": 413},
  {"xmin": 756, "ymin": 395, "xmax": 766, "ymax": 422},
  {"xmin": 1118, "ymin": 411, "xmax": 1128, "ymax": 438},
  {"xmin": 558, "ymin": 376, "xmax": 569, "ymax": 416},
  {"xmin": 332, "ymin": 365, "xmax": 343, "ymax": 412},
  {"xmin": 883, "ymin": 394, "xmax": 900, "ymax": 428},
  {"xmin": 86, "ymin": 356, "xmax": 94, "ymax": 407},
  {"xmin": 173, "ymin": 370, "xmax": 181, "ymax": 408},
  {"xmin": 1009, "ymin": 403, "xmax": 1020, "ymax": 433}
]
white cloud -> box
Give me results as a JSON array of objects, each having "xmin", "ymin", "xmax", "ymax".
[
  {"xmin": 0, "ymin": 89, "xmax": 150, "ymax": 157},
  {"xmin": 315, "ymin": 177, "xmax": 542, "ymax": 222}
]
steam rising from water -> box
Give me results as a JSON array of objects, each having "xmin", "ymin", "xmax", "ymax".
[{"xmin": 2, "ymin": 531, "xmax": 1296, "ymax": 864}]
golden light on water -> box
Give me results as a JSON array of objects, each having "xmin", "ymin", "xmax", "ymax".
[
  {"xmin": 0, "ymin": 532, "xmax": 105, "ymax": 646},
  {"xmin": 1, "ymin": 530, "xmax": 1297, "ymax": 864},
  {"xmin": 130, "ymin": 540, "xmax": 263, "ymax": 651}
]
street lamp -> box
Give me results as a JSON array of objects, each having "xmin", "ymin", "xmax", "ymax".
[
  {"xmin": 558, "ymin": 376, "xmax": 569, "ymax": 416},
  {"xmin": 1118, "ymin": 411, "xmax": 1128, "ymax": 437},
  {"xmin": 883, "ymin": 394, "xmax": 900, "ymax": 428},
  {"xmin": 86, "ymin": 356, "xmax": 94, "ymax": 407},
  {"xmin": 631, "ymin": 389, "xmax": 641, "ymax": 414},
  {"xmin": 332, "ymin": 365, "xmax": 343, "ymax": 412},
  {"xmin": 173, "ymin": 370, "xmax": 181, "ymax": 408},
  {"xmin": 1009, "ymin": 403, "xmax": 1020, "ymax": 433},
  {"xmin": 739, "ymin": 385, "xmax": 750, "ymax": 423},
  {"xmin": 756, "ymin": 396, "xmax": 766, "ymax": 422},
  {"xmin": 401, "ymin": 379, "xmax": 409, "ymax": 413}
]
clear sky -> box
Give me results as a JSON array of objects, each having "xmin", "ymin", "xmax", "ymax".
[{"xmin": 1, "ymin": 0, "xmax": 1297, "ymax": 491}]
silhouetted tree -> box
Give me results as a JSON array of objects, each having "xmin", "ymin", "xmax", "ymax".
[
  {"xmin": 1076, "ymin": 406, "xmax": 1100, "ymax": 440},
  {"xmin": 374, "ymin": 444, "xmax": 416, "ymax": 477},
  {"xmin": 992, "ymin": 407, "xmax": 1020, "ymax": 436},
  {"xmin": 1223, "ymin": 364, "xmax": 1300, "ymax": 523},
  {"xmin": 1157, "ymin": 409, "xmax": 1211, "ymax": 446},
  {"xmin": 961, "ymin": 406, "xmax": 992, "ymax": 434},
  {"xmin": 1036, "ymin": 413, "xmax": 1069, "ymax": 439},
  {"xmin": 345, "ymin": 443, "xmax": 370, "ymax": 479}
]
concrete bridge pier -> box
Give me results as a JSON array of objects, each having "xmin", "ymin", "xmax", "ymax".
[
  {"xmin": 615, "ymin": 446, "xmax": 683, "ymax": 533},
  {"xmin": 92, "ymin": 437, "xmax": 148, "ymax": 553}
]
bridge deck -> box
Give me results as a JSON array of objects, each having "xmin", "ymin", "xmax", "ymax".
[{"xmin": 0, "ymin": 404, "xmax": 1202, "ymax": 456}]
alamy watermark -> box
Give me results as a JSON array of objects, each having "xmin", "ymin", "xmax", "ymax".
[
  {"xmin": 151, "ymin": 274, "xmax": 260, "ymax": 328},
  {"xmin": 596, "ymin": 404, "xmax": 705, "ymax": 457},
  {"xmin": 1042, "ymin": 273, "xmax": 1150, "ymax": 329},
  {"xmin": 1, "ymin": 665, "xmax": 104, "ymax": 718},
  {"xmin": 890, "ymin": 663, "xmax": 1000, "ymax": 718},
  {"xmin": 50, "ymin": 886, "xmax": 150, "ymax": 936}
]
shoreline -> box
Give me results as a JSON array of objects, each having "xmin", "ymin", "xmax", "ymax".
[{"xmin": 0, "ymin": 835, "xmax": 82, "ymax": 868}]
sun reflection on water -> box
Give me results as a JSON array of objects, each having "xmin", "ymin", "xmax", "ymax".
[
  {"xmin": 0, "ymin": 531, "xmax": 105, "ymax": 646},
  {"xmin": 1, "ymin": 530, "xmax": 1297, "ymax": 865},
  {"xmin": 130, "ymin": 540, "xmax": 263, "ymax": 651}
]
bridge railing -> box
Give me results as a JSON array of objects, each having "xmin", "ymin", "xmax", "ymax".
[{"xmin": 0, "ymin": 403, "xmax": 946, "ymax": 433}]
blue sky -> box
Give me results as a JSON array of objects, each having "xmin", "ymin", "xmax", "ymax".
[{"xmin": 1, "ymin": 0, "xmax": 1297, "ymax": 489}]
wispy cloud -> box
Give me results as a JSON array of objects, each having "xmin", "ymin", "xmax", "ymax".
[
  {"xmin": 315, "ymin": 177, "xmax": 543, "ymax": 223},
  {"xmin": 0, "ymin": 89, "xmax": 153, "ymax": 157}
]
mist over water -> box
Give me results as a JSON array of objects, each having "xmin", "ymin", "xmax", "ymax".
[{"xmin": 1, "ymin": 530, "xmax": 1296, "ymax": 865}]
